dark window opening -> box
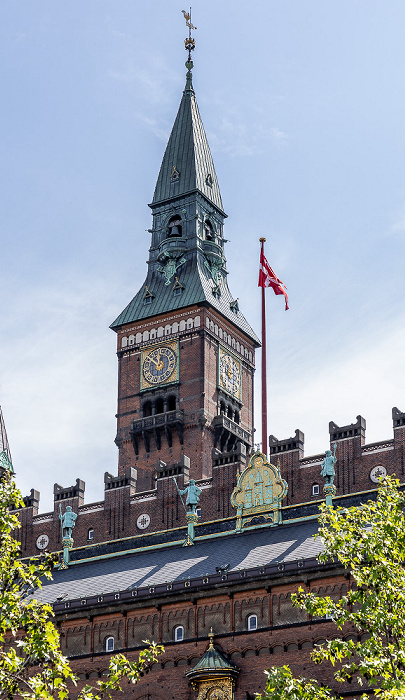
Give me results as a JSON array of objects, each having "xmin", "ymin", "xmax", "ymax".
[
  {"xmin": 168, "ymin": 395, "xmax": 176, "ymax": 411},
  {"xmin": 155, "ymin": 398, "xmax": 164, "ymax": 414},
  {"xmin": 205, "ymin": 220, "xmax": 213, "ymax": 240},
  {"xmin": 143, "ymin": 401, "xmax": 152, "ymax": 417},
  {"xmin": 168, "ymin": 215, "xmax": 182, "ymax": 237}
]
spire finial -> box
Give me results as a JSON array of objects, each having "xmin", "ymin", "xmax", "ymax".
[
  {"xmin": 182, "ymin": 9, "xmax": 197, "ymax": 91},
  {"xmin": 208, "ymin": 627, "xmax": 215, "ymax": 649}
]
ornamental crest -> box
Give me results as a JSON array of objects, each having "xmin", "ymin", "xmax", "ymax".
[
  {"xmin": 231, "ymin": 451, "xmax": 288, "ymax": 531},
  {"xmin": 203, "ymin": 253, "xmax": 224, "ymax": 286},
  {"xmin": 157, "ymin": 251, "xmax": 186, "ymax": 285}
]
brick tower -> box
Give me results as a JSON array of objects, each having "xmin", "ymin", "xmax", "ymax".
[{"xmin": 111, "ymin": 51, "xmax": 259, "ymax": 492}]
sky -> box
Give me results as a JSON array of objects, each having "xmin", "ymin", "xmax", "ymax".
[{"xmin": 1, "ymin": 1, "xmax": 405, "ymax": 513}]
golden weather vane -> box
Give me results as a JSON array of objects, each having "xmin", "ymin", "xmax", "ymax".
[{"xmin": 182, "ymin": 8, "xmax": 197, "ymax": 60}]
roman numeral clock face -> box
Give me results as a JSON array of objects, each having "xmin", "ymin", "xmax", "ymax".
[
  {"xmin": 219, "ymin": 348, "xmax": 241, "ymax": 398},
  {"xmin": 141, "ymin": 343, "xmax": 178, "ymax": 389}
]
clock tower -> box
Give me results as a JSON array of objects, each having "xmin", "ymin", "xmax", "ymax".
[{"xmin": 111, "ymin": 46, "xmax": 259, "ymax": 493}]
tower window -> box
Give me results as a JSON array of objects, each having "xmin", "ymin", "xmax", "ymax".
[
  {"xmin": 312, "ymin": 484, "xmax": 320, "ymax": 496},
  {"xmin": 168, "ymin": 395, "xmax": 176, "ymax": 411},
  {"xmin": 247, "ymin": 615, "xmax": 257, "ymax": 631},
  {"xmin": 87, "ymin": 529, "xmax": 94, "ymax": 541},
  {"xmin": 105, "ymin": 636, "xmax": 114, "ymax": 652},
  {"xmin": 173, "ymin": 286, "xmax": 182, "ymax": 296},
  {"xmin": 204, "ymin": 220, "xmax": 213, "ymax": 240},
  {"xmin": 155, "ymin": 398, "xmax": 164, "ymax": 414},
  {"xmin": 143, "ymin": 401, "xmax": 152, "ymax": 418},
  {"xmin": 174, "ymin": 625, "xmax": 184, "ymax": 642},
  {"xmin": 168, "ymin": 215, "xmax": 182, "ymax": 237}
]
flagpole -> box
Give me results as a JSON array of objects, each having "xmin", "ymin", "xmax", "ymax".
[{"xmin": 259, "ymin": 237, "xmax": 268, "ymax": 456}]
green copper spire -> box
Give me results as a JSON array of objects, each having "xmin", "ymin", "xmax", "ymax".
[{"xmin": 111, "ymin": 14, "xmax": 259, "ymax": 345}]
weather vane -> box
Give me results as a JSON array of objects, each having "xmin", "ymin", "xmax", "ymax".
[{"xmin": 182, "ymin": 8, "xmax": 197, "ymax": 61}]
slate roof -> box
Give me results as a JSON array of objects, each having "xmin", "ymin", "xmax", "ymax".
[
  {"xmin": 152, "ymin": 75, "xmax": 223, "ymax": 212},
  {"xmin": 34, "ymin": 520, "xmax": 323, "ymax": 605}
]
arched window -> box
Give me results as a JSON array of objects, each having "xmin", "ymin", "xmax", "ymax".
[
  {"xmin": 168, "ymin": 215, "xmax": 182, "ymax": 237},
  {"xmin": 174, "ymin": 625, "xmax": 184, "ymax": 642},
  {"xmin": 312, "ymin": 484, "xmax": 320, "ymax": 496},
  {"xmin": 105, "ymin": 636, "xmax": 114, "ymax": 652},
  {"xmin": 143, "ymin": 401, "xmax": 152, "ymax": 418},
  {"xmin": 168, "ymin": 395, "xmax": 176, "ymax": 411},
  {"xmin": 247, "ymin": 615, "xmax": 257, "ymax": 631},
  {"xmin": 204, "ymin": 220, "xmax": 213, "ymax": 240},
  {"xmin": 155, "ymin": 398, "xmax": 164, "ymax": 414}
]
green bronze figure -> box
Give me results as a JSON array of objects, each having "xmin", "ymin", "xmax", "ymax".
[
  {"xmin": 173, "ymin": 477, "xmax": 202, "ymax": 546},
  {"xmin": 59, "ymin": 504, "xmax": 77, "ymax": 538},
  {"xmin": 321, "ymin": 443, "xmax": 337, "ymax": 485},
  {"xmin": 321, "ymin": 443, "xmax": 337, "ymax": 507},
  {"xmin": 176, "ymin": 479, "xmax": 202, "ymax": 513},
  {"xmin": 58, "ymin": 505, "xmax": 78, "ymax": 569}
]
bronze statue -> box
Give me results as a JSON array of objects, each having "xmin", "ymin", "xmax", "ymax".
[
  {"xmin": 321, "ymin": 443, "xmax": 337, "ymax": 485},
  {"xmin": 59, "ymin": 504, "xmax": 77, "ymax": 539}
]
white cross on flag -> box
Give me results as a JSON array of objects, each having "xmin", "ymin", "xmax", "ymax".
[{"xmin": 258, "ymin": 250, "xmax": 289, "ymax": 310}]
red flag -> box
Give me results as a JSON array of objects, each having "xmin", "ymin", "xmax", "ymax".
[{"xmin": 258, "ymin": 250, "xmax": 289, "ymax": 310}]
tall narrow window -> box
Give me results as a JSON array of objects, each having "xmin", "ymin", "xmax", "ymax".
[
  {"xmin": 174, "ymin": 625, "xmax": 184, "ymax": 642},
  {"xmin": 105, "ymin": 637, "xmax": 114, "ymax": 652},
  {"xmin": 247, "ymin": 615, "xmax": 257, "ymax": 631}
]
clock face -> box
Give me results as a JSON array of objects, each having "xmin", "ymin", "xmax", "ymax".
[
  {"xmin": 219, "ymin": 352, "xmax": 241, "ymax": 396},
  {"xmin": 142, "ymin": 345, "xmax": 177, "ymax": 385}
]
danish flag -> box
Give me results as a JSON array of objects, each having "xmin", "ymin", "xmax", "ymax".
[{"xmin": 258, "ymin": 250, "xmax": 289, "ymax": 310}]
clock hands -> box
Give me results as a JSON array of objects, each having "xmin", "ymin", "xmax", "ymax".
[{"xmin": 148, "ymin": 350, "xmax": 165, "ymax": 372}]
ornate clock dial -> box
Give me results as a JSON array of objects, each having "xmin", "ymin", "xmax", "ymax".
[
  {"xmin": 142, "ymin": 346, "xmax": 177, "ymax": 385},
  {"xmin": 219, "ymin": 353, "xmax": 241, "ymax": 395}
]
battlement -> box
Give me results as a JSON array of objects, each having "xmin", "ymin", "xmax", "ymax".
[{"xmin": 269, "ymin": 408, "xmax": 404, "ymax": 506}]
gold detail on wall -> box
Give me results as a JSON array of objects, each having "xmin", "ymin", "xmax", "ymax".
[
  {"xmin": 195, "ymin": 679, "xmax": 234, "ymax": 700},
  {"xmin": 231, "ymin": 451, "xmax": 288, "ymax": 531}
]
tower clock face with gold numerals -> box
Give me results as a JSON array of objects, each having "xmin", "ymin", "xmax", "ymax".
[
  {"xmin": 218, "ymin": 347, "xmax": 241, "ymax": 398},
  {"xmin": 141, "ymin": 342, "xmax": 178, "ymax": 389}
]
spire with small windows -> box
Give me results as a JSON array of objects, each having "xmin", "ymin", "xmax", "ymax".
[{"xmin": 111, "ymin": 14, "xmax": 258, "ymax": 345}]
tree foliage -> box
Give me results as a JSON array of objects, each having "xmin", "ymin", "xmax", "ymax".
[
  {"xmin": 0, "ymin": 473, "xmax": 163, "ymax": 699},
  {"xmin": 257, "ymin": 477, "xmax": 405, "ymax": 700}
]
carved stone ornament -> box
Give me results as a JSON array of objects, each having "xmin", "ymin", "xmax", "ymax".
[{"xmin": 231, "ymin": 451, "xmax": 288, "ymax": 532}]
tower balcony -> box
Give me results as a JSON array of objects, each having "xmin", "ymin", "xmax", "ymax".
[
  {"xmin": 130, "ymin": 410, "xmax": 184, "ymax": 455},
  {"xmin": 200, "ymin": 239, "xmax": 224, "ymax": 262},
  {"xmin": 212, "ymin": 414, "xmax": 252, "ymax": 452}
]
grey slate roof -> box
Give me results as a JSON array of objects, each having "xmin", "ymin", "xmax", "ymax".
[
  {"xmin": 152, "ymin": 78, "xmax": 223, "ymax": 212},
  {"xmin": 34, "ymin": 520, "xmax": 322, "ymax": 605}
]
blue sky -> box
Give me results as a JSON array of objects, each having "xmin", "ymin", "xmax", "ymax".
[{"xmin": 1, "ymin": 1, "xmax": 405, "ymax": 512}]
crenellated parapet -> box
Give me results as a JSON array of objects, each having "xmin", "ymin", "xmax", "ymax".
[{"xmin": 269, "ymin": 408, "xmax": 405, "ymax": 506}]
